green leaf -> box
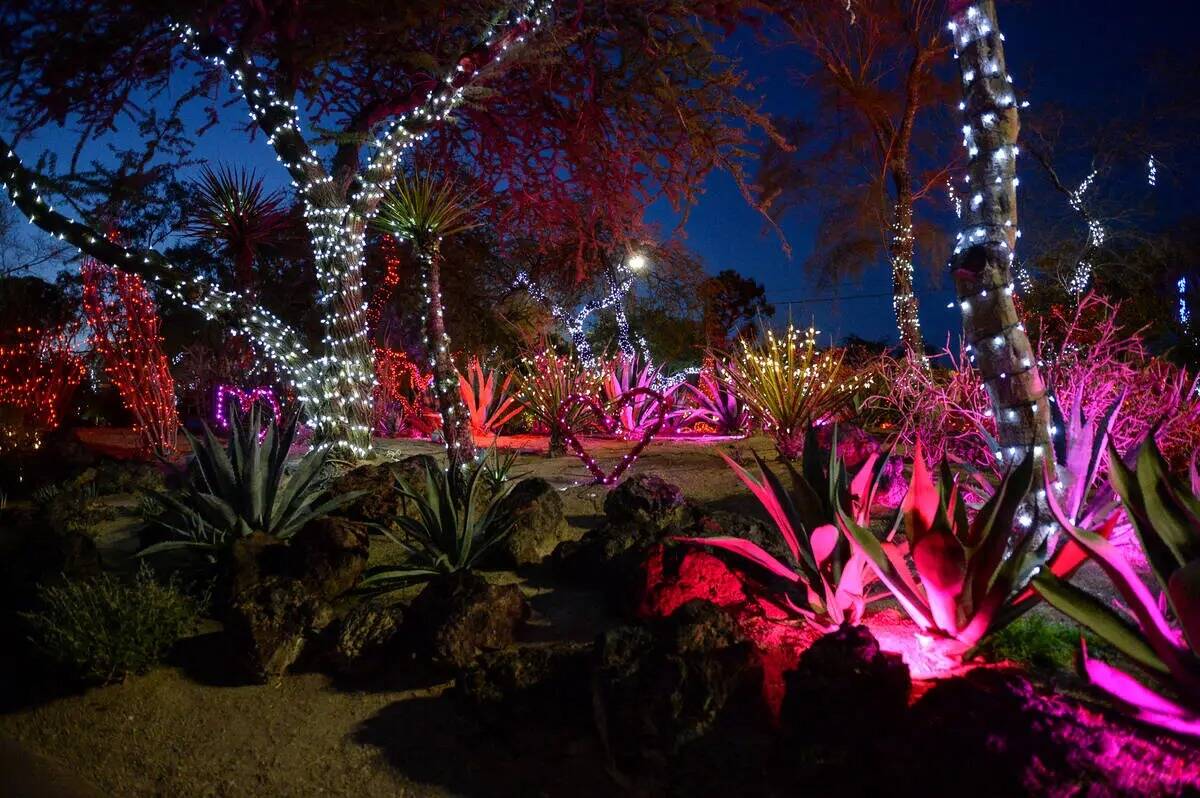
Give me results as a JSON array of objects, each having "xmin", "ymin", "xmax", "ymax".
[{"xmin": 1033, "ymin": 569, "xmax": 1170, "ymax": 675}]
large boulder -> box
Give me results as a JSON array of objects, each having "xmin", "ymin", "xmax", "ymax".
[
  {"xmin": 227, "ymin": 531, "xmax": 290, "ymax": 601},
  {"xmin": 636, "ymin": 543, "xmax": 749, "ymax": 620},
  {"xmin": 456, "ymin": 641, "xmax": 592, "ymax": 726},
  {"xmin": 326, "ymin": 600, "xmax": 405, "ymax": 678},
  {"xmin": 594, "ymin": 600, "xmax": 762, "ymax": 767},
  {"xmin": 780, "ymin": 624, "xmax": 910, "ymax": 745},
  {"xmin": 288, "ymin": 516, "xmax": 370, "ymax": 599},
  {"xmin": 224, "ymin": 576, "xmax": 333, "ymax": 683},
  {"xmin": 603, "ymin": 473, "xmax": 687, "ymax": 530},
  {"xmin": 494, "ymin": 477, "xmax": 567, "ymax": 567},
  {"xmin": 328, "ymin": 454, "xmax": 437, "ymax": 527},
  {"xmin": 405, "ymin": 571, "xmax": 530, "ymax": 669}
]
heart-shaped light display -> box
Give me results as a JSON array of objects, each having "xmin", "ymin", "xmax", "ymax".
[
  {"xmin": 556, "ymin": 387, "xmax": 666, "ymax": 485},
  {"xmin": 215, "ymin": 384, "xmax": 283, "ymax": 437}
]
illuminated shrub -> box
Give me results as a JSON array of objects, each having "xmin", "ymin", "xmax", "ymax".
[
  {"xmin": 458, "ymin": 357, "xmax": 522, "ymax": 437},
  {"xmin": 515, "ymin": 347, "xmax": 603, "ymax": 456},
  {"xmin": 0, "ymin": 324, "xmax": 85, "ymax": 453},
  {"xmin": 718, "ymin": 325, "xmax": 868, "ymax": 460}
]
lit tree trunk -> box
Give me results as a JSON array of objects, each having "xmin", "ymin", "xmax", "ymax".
[
  {"xmin": 417, "ymin": 239, "xmax": 476, "ymax": 472},
  {"xmin": 949, "ymin": 1, "xmax": 1055, "ymax": 529},
  {"xmin": 888, "ymin": 169, "xmax": 925, "ymax": 357}
]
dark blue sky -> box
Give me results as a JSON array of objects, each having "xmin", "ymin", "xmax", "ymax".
[{"xmin": 17, "ymin": 0, "xmax": 1193, "ymax": 347}]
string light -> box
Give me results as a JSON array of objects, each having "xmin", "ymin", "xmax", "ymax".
[
  {"xmin": 1148, "ymin": 154, "xmax": 1158, "ymax": 187},
  {"xmin": 214, "ymin": 384, "xmax": 282, "ymax": 438},
  {"xmin": 0, "ymin": 325, "xmax": 85, "ymax": 449},
  {"xmin": 81, "ymin": 251, "xmax": 180, "ymax": 458}
]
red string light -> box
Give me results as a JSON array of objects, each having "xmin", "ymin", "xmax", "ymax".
[
  {"xmin": 0, "ymin": 324, "xmax": 85, "ymax": 449},
  {"xmin": 81, "ymin": 250, "xmax": 180, "ymax": 458},
  {"xmin": 371, "ymin": 346, "xmax": 437, "ymax": 436}
]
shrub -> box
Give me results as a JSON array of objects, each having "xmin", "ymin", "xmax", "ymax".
[
  {"xmin": 23, "ymin": 563, "xmax": 202, "ymax": 683},
  {"xmin": 718, "ymin": 324, "xmax": 868, "ymax": 460},
  {"xmin": 683, "ymin": 370, "xmax": 750, "ymax": 436},
  {"xmin": 515, "ymin": 347, "xmax": 603, "ymax": 456},
  {"xmin": 974, "ymin": 615, "xmax": 1110, "ymax": 672}
]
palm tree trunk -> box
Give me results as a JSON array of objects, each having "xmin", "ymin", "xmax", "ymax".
[
  {"xmin": 888, "ymin": 170, "xmax": 925, "ymax": 358},
  {"xmin": 949, "ymin": 1, "xmax": 1056, "ymax": 515},
  {"xmin": 419, "ymin": 241, "xmax": 476, "ymax": 472}
]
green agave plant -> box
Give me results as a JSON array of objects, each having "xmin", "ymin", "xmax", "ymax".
[
  {"xmin": 360, "ymin": 457, "xmax": 516, "ymax": 587},
  {"xmin": 1035, "ymin": 435, "xmax": 1200, "ymax": 737},
  {"xmin": 141, "ymin": 408, "xmax": 356, "ymax": 557}
]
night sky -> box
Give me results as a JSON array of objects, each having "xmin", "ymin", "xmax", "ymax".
[{"xmin": 17, "ymin": 0, "xmax": 1195, "ymax": 348}]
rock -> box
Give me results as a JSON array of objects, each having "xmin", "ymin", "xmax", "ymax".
[
  {"xmin": 289, "ymin": 516, "xmax": 369, "ymax": 599},
  {"xmin": 227, "ymin": 531, "xmax": 289, "ymax": 601},
  {"xmin": 405, "ymin": 571, "xmax": 529, "ymax": 669},
  {"xmin": 636, "ymin": 544, "xmax": 749, "ymax": 620},
  {"xmin": 549, "ymin": 521, "xmax": 659, "ymax": 613},
  {"xmin": 603, "ymin": 474, "xmax": 687, "ymax": 530},
  {"xmin": 780, "ymin": 624, "xmax": 910, "ymax": 744},
  {"xmin": 901, "ymin": 668, "xmax": 1200, "ymax": 797},
  {"xmin": 494, "ymin": 477, "xmax": 567, "ymax": 566},
  {"xmin": 327, "ymin": 600, "xmax": 405, "ymax": 677},
  {"xmin": 456, "ymin": 641, "xmax": 592, "ymax": 725},
  {"xmin": 329, "ymin": 454, "xmax": 438, "ymax": 527},
  {"xmin": 594, "ymin": 600, "xmax": 762, "ymax": 766},
  {"xmin": 224, "ymin": 576, "xmax": 333, "ymax": 683}
]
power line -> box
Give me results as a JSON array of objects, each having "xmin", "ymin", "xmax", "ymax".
[{"xmin": 767, "ymin": 290, "xmax": 896, "ymax": 306}]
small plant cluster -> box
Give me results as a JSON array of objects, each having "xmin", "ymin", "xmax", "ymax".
[{"xmin": 23, "ymin": 563, "xmax": 203, "ymax": 683}]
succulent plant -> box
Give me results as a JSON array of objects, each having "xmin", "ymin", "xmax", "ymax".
[
  {"xmin": 1035, "ymin": 435, "xmax": 1200, "ymax": 737},
  {"xmin": 360, "ymin": 457, "xmax": 516, "ymax": 588},
  {"xmin": 140, "ymin": 408, "xmax": 355, "ymax": 557},
  {"xmin": 683, "ymin": 372, "xmax": 750, "ymax": 436},
  {"xmin": 458, "ymin": 357, "xmax": 523, "ymax": 437},
  {"xmin": 676, "ymin": 427, "xmax": 891, "ymax": 629}
]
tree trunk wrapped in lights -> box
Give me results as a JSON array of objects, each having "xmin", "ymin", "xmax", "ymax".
[{"xmin": 948, "ymin": 1, "xmax": 1056, "ymax": 535}]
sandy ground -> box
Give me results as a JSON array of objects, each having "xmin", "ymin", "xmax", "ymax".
[{"xmin": 0, "ymin": 433, "xmax": 1122, "ymax": 797}]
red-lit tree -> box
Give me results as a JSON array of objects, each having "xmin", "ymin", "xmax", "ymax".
[
  {"xmin": 0, "ymin": 324, "xmax": 85, "ymax": 445},
  {"xmin": 81, "ymin": 255, "xmax": 180, "ymax": 458}
]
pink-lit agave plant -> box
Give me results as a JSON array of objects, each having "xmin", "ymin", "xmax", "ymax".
[
  {"xmin": 683, "ymin": 371, "xmax": 751, "ymax": 436},
  {"xmin": 1035, "ymin": 436, "xmax": 1200, "ymax": 738},
  {"xmin": 675, "ymin": 428, "xmax": 892, "ymax": 630},
  {"xmin": 602, "ymin": 355, "xmax": 685, "ymax": 438},
  {"xmin": 839, "ymin": 441, "xmax": 1099, "ymax": 656},
  {"xmin": 458, "ymin": 357, "xmax": 523, "ymax": 437}
]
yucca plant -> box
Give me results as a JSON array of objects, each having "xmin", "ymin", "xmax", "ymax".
[
  {"xmin": 184, "ymin": 165, "xmax": 293, "ymax": 291},
  {"xmin": 1035, "ymin": 436, "xmax": 1200, "ymax": 737},
  {"xmin": 840, "ymin": 442, "xmax": 1098, "ymax": 652},
  {"xmin": 475, "ymin": 444, "xmax": 524, "ymax": 494},
  {"xmin": 719, "ymin": 325, "xmax": 869, "ymax": 460},
  {"xmin": 516, "ymin": 347, "xmax": 603, "ymax": 457},
  {"xmin": 140, "ymin": 408, "xmax": 355, "ymax": 558},
  {"xmin": 676, "ymin": 428, "xmax": 892, "ymax": 630},
  {"xmin": 360, "ymin": 458, "xmax": 516, "ymax": 588},
  {"xmin": 374, "ymin": 173, "xmax": 481, "ymax": 470},
  {"xmin": 683, "ymin": 371, "xmax": 750, "ymax": 436},
  {"xmin": 458, "ymin": 357, "xmax": 523, "ymax": 437}
]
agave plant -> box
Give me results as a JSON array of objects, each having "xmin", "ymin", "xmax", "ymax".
[
  {"xmin": 684, "ymin": 371, "xmax": 750, "ymax": 436},
  {"xmin": 719, "ymin": 325, "xmax": 869, "ymax": 460},
  {"xmin": 839, "ymin": 442, "xmax": 1098, "ymax": 651},
  {"xmin": 601, "ymin": 354, "xmax": 685, "ymax": 438},
  {"xmin": 1035, "ymin": 436, "xmax": 1200, "ymax": 737},
  {"xmin": 141, "ymin": 409, "xmax": 354, "ymax": 558},
  {"xmin": 676, "ymin": 428, "xmax": 892, "ymax": 630},
  {"xmin": 458, "ymin": 357, "xmax": 523, "ymax": 437},
  {"xmin": 360, "ymin": 458, "xmax": 515, "ymax": 587}
]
